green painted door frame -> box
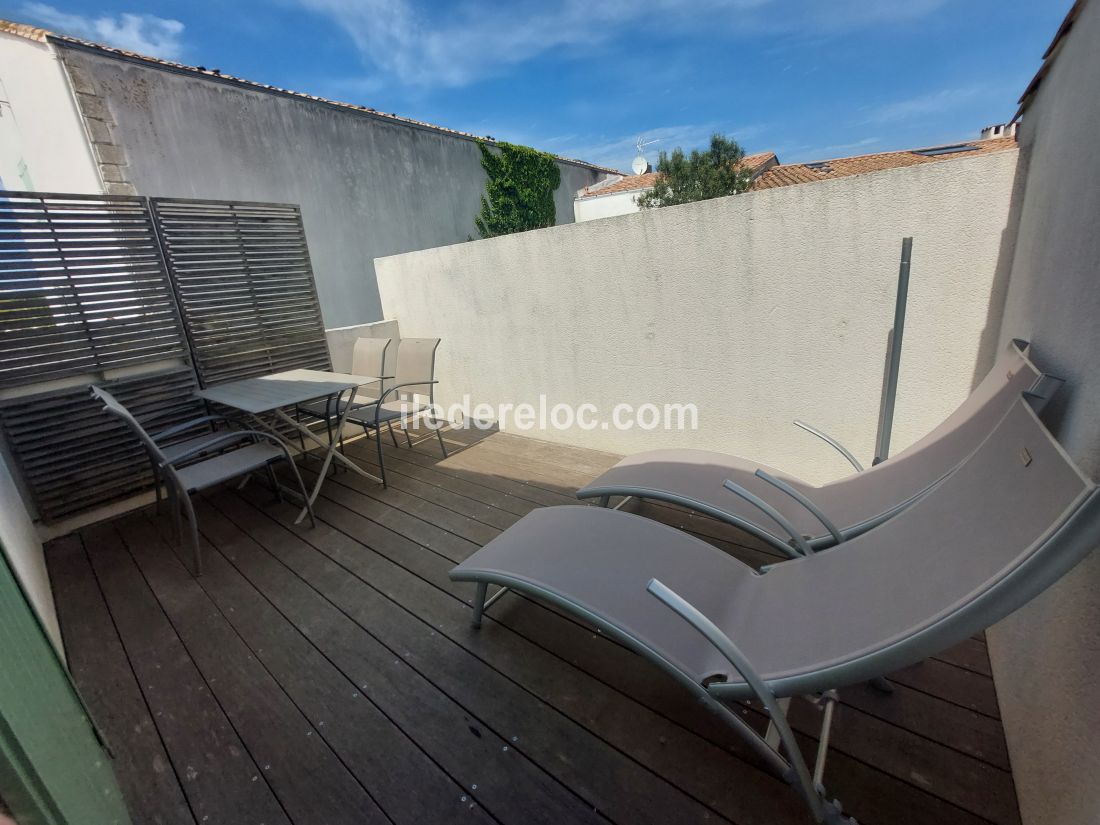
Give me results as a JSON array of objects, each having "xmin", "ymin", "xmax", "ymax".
[{"xmin": 0, "ymin": 542, "xmax": 130, "ymax": 825}]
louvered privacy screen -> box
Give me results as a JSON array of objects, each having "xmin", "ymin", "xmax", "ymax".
[
  {"xmin": 0, "ymin": 191, "xmax": 199, "ymax": 521},
  {"xmin": 0, "ymin": 191, "xmax": 330, "ymax": 523},
  {"xmin": 151, "ymin": 198, "xmax": 331, "ymax": 386},
  {"xmin": 0, "ymin": 192, "xmax": 189, "ymax": 386},
  {"xmin": 0, "ymin": 369, "xmax": 204, "ymax": 520}
]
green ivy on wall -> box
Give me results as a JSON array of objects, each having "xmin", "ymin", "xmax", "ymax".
[{"xmin": 474, "ymin": 141, "xmax": 561, "ymax": 239}]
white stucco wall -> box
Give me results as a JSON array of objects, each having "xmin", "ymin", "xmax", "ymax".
[
  {"xmin": 985, "ymin": 2, "xmax": 1100, "ymax": 823},
  {"xmin": 574, "ymin": 189, "xmax": 645, "ymax": 222},
  {"xmin": 377, "ymin": 149, "xmax": 1020, "ymax": 484},
  {"xmin": 0, "ymin": 33, "xmax": 100, "ymax": 193},
  {"xmin": 0, "ymin": 452, "xmax": 63, "ymax": 657}
]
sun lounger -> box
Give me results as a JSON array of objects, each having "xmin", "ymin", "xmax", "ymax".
[
  {"xmin": 453, "ymin": 397, "xmax": 1098, "ymax": 823},
  {"xmin": 577, "ymin": 339, "xmax": 1061, "ymax": 557}
]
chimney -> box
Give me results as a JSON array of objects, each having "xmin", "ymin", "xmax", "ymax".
[{"xmin": 980, "ymin": 122, "xmax": 1018, "ymax": 140}]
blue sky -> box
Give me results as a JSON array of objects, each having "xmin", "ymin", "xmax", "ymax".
[{"xmin": 9, "ymin": 0, "xmax": 1068, "ymax": 172}]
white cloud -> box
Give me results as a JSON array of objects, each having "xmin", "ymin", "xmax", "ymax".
[
  {"xmin": 299, "ymin": 0, "xmax": 949, "ymax": 89},
  {"xmin": 865, "ymin": 86, "xmax": 983, "ymax": 125},
  {"xmin": 21, "ymin": 3, "xmax": 186, "ymax": 59}
]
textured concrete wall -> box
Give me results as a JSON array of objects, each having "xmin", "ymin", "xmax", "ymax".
[
  {"xmin": 377, "ymin": 149, "xmax": 1021, "ymax": 483},
  {"xmin": 986, "ymin": 2, "xmax": 1100, "ymax": 822},
  {"xmin": 0, "ymin": 34, "xmax": 100, "ymax": 193},
  {"xmin": 56, "ymin": 46, "xmax": 603, "ymax": 329}
]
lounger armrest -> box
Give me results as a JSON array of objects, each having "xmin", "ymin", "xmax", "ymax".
[
  {"xmin": 793, "ymin": 420, "xmax": 864, "ymax": 473},
  {"xmin": 754, "ymin": 469, "xmax": 844, "ymax": 546},
  {"xmin": 721, "ymin": 479, "xmax": 811, "ymax": 558},
  {"xmin": 646, "ymin": 579, "xmax": 827, "ymax": 822}
]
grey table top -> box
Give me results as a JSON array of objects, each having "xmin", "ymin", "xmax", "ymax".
[{"xmin": 195, "ymin": 369, "xmax": 383, "ymax": 414}]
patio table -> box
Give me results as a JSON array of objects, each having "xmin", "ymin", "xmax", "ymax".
[{"xmin": 196, "ymin": 368, "xmax": 385, "ymax": 523}]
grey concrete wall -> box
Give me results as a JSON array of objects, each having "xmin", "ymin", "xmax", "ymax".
[
  {"xmin": 56, "ymin": 46, "xmax": 603, "ymax": 329},
  {"xmin": 987, "ymin": 2, "xmax": 1100, "ymax": 823}
]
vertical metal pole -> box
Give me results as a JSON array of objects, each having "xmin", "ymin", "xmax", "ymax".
[{"xmin": 875, "ymin": 237, "xmax": 912, "ymax": 464}]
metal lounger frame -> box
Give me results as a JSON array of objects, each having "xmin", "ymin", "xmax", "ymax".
[
  {"xmin": 584, "ymin": 371, "xmax": 1065, "ymax": 560},
  {"xmin": 459, "ymin": 485, "xmax": 1100, "ymax": 824}
]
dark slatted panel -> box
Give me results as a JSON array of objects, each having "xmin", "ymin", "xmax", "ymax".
[
  {"xmin": 0, "ymin": 368, "xmax": 203, "ymax": 521},
  {"xmin": 0, "ymin": 191, "xmax": 188, "ymax": 387},
  {"xmin": 151, "ymin": 198, "xmax": 331, "ymax": 387}
]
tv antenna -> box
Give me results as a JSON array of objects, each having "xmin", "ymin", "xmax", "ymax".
[{"xmin": 632, "ymin": 135, "xmax": 659, "ymax": 175}]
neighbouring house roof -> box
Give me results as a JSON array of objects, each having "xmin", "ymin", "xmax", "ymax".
[
  {"xmin": 576, "ymin": 137, "xmax": 1017, "ymax": 201},
  {"xmin": 0, "ymin": 20, "xmax": 47, "ymax": 41},
  {"xmin": 0, "ymin": 18, "xmax": 618, "ymax": 175},
  {"xmin": 577, "ymin": 151, "xmax": 777, "ymax": 200},
  {"xmin": 750, "ymin": 136, "xmax": 1018, "ymax": 190}
]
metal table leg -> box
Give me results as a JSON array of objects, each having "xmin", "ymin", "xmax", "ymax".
[{"xmin": 267, "ymin": 393, "xmax": 384, "ymax": 523}]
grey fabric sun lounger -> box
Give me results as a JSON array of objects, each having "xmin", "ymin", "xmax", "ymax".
[
  {"xmin": 577, "ymin": 339, "xmax": 1062, "ymax": 557},
  {"xmin": 453, "ymin": 397, "xmax": 1099, "ymax": 823}
]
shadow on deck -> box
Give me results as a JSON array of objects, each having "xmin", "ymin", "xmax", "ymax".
[{"xmin": 46, "ymin": 426, "xmax": 1019, "ymax": 825}]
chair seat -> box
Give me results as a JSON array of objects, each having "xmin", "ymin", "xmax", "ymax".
[
  {"xmin": 174, "ymin": 443, "xmax": 284, "ymax": 492},
  {"xmin": 348, "ymin": 400, "xmax": 429, "ymax": 428},
  {"xmin": 160, "ymin": 431, "xmax": 239, "ymax": 463},
  {"xmin": 298, "ymin": 393, "xmax": 380, "ymax": 420}
]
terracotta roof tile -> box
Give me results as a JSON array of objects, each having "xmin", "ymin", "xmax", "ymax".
[
  {"xmin": 577, "ymin": 151, "xmax": 777, "ymax": 199},
  {"xmin": 0, "ymin": 17, "xmax": 618, "ymax": 175},
  {"xmin": 750, "ymin": 137, "xmax": 1017, "ymax": 191},
  {"xmin": 0, "ymin": 20, "xmax": 48, "ymax": 42}
]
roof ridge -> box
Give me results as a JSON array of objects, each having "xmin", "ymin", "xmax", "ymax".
[
  {"xmin": 784, "ymin": 136, "xmax": 1016, "ymax": 169},
  {"xmin": 0, "ymin": 17, "xmax": 620, "ymax": 175}
]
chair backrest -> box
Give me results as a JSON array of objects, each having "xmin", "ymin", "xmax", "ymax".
[
  {"xmin": 91, "ymin": 386, "xmax": 170, "ymax": 468},
  {"xmin": 351, "ymin": 337, "xmax": 391, "ymax": 394},
  {"xmin": 725, "ymin": 396, "xmax": 1099, "ymax": 696},
  {"xmin": 392, "ymin": 338, "xmax": 441, "ymax": 402},
  {"xmin": 815, "ymin": 338, "xmax": 1054, "ymax": 527}
]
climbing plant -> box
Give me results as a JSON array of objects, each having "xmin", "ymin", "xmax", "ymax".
[{"xmin": 474, "ymin": 141, "xmax": 561, "ymax": 238}]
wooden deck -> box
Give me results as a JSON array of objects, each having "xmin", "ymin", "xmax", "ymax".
[{"xmin": 47, "ymin": 426, "xmax": 1019, "ymax": 825}]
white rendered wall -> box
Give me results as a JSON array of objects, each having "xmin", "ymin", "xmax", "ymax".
[
  {"xmin": 574, "ymin": 189, "xmax": 644, "ymax": 222},
  {"xmin": 0, "ymin": 33, "xmax": 101, "ymax": 193},
  {"xmin": 377, "ymin": 149, "xmax": 1021, "ymax": 484},
  {"xmin": 985, "ymin": 1, "xmax": 1100, "ymax": 822},
  {"xmin": 0, "ymin": 452, "xmax": 63, "ymax": 657}
]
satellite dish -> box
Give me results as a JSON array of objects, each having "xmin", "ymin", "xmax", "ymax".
[{"xmin": 632, "ymin": 135, "xmax": 660, "ymax": 175}]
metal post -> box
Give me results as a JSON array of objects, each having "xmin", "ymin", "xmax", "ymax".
[{"xmin": 875, "ymin": 237, "xmax": 913, "ymax": 464}]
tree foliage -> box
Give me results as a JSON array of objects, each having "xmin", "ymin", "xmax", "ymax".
[
  {"xmin": 474, "ymin": 141, "xmax": 561, "ymax": 238},
  {"xmin": 636, "ymin": 133, "xmax": 752, "ymax": 209}
]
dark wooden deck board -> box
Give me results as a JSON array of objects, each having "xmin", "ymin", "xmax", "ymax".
[
  {"xmin": 46, "ymin": 534, "xmax": 196, "ymax": 825},
  {"xmin": 334, "ymin": 436, "xmax": 1009, "ymax": 754},
  {"xmin": 79, "ymin": 521, "xmax": 294, "ymax": 825},
  {"xmin": 286, "ymin": 456, "xmax": 1015, "ymax": 825},
  {"xmin": 47, "ymin": 427, "xmax": 1019, "ymax": 825},
  {"xmin": 94, "ymin": 519, "xmax": 392, "ymax": 825},
  {"xmin": 204, "ymin": 490, "xmax": 742, "ymax": 825}
]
